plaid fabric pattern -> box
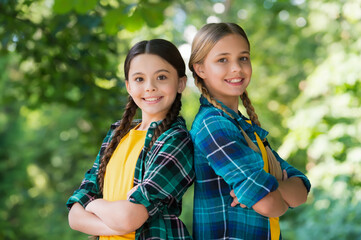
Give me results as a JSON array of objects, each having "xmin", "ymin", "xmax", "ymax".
[
  {"xmin": 67, "ymin": 117, "xmax": 194, "ymax": 240},
  {"xmin": 190, "ymin": 96, "xmax": 311, "ymax": 240}
]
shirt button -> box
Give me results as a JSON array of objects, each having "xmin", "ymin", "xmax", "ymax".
[{"xmin": 148, "ymin": 134, "xmax": 152, "ymax": 138}]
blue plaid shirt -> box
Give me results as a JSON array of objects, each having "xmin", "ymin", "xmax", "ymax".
[{"xmin": 190, "ymin": 96, "xmax": 311, "ymax": 240}]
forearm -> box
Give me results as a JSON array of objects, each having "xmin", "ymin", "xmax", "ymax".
[
  {"xmin": 252, "ymin": 189, "xmax": 289, "ymax": 218},
  {"xmin": 86, "ymin": 199, "xmax": 148, "ymax": 233},
  {"xmin": 278, "ymin": 177, "xmax": 308, "ymax": 207},
  {"xmin": 68, "ymin": 203, "xmax": 123, "ymax": 236}
]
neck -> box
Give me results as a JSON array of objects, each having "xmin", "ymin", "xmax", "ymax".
[
  {"xmin": 227, "ymin": 102, "xmax": 239, "ymax": 113},
  {"xmin": 217, "ymin": 96, "xmax": 239, "ymax": 113},
  {"xmin": 137, "ymin": 121, "xmax": 151, "ymax": 131},
  {"xmin": 138, "ymin": 114, "xmax": 165, "ymax": 131}
]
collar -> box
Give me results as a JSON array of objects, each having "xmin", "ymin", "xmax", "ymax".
[
  {"xmin": 199, "ymin": 95, "xmax": 268, "ymax": 139},
  {"xmin": 137, "ymin": 116, "xmax": 186, "ymax": 149}
]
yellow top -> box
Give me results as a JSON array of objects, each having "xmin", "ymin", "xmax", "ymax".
[
  {"xmin": 251, "ymin": 123, "xmax": 280, "ymax": 240},
  {"xmin": 100, "ymin": 126, "xmax": 147, "ymax": 240}
]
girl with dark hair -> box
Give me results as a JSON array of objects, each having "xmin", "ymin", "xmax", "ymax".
[
  {"xmin": 188, "ymin": 23, "xmax": 311, "ymax": 239},
  {"xmin": 67, "ymin": 39, "xmax": 194, "ymax": 239}
]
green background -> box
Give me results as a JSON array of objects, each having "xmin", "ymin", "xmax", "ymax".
[{"xmin": 1, "ymin": 0, "xmax": 361, "ymax": 239}]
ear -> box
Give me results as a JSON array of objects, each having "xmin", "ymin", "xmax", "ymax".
[
  {"xmin": 177, "ymin": 76, "xmax": 187, "ymax": 93},
  {"xmin": 125, "ymin": 80, "xmax": 131, "ymax": 94},
  {"xmin": 193, "ymin": 63, "xmax": 206, "ymax": 79}
]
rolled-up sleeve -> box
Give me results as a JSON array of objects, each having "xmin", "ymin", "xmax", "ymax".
[
  {"xmin": 129, "ymin": 130, "xmax": 194, "ymax": 217},
  {"xmin": 272, "ymin": 149, "xmax": 311, "ymax": 192},
  {"xmin": 66, "ymin": 154, "xmax": 101, "ymax": 210},
  {"xmin": 195, "ymin": 115, "xmax": 278, "ymax": 208},
  {"xmin": 66, "ymin": 126, "xmax": 115, "ymax": 210}
]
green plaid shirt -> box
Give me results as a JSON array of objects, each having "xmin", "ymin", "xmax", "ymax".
[{"xmin": 67, "ymin": 117, "xmax": 194, "ymax": 239}]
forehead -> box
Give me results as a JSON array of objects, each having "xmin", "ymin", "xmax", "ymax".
[
  {"xmin": 207, "ymin": 34, "xmax": 249, "ymax": 57},
  {"xmin": 129, "ymin": 54, "xmax": 176, "ymax": 74}
]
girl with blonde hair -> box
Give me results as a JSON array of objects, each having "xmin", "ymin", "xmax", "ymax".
[{"xmin": 189, "ymin": 22, "xmax": 311, "ymax": 239}]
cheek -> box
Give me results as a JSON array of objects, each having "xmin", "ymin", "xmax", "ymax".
[
  {"xmin": 207, "ymin": 64, "xmax": 225, "ymax": 76},
  {"xmin": 128, "ymin": 84, "xmax": 142, "ymax": 96},
  {"xmin": 167, "ymin": 84, "xmax": 179, "ymax": 96},
  {"xmin": 202, "ymin": 66, "xmax": 216, "ymax": 83},
  {"xmin": 245, "ymin": 62, "xmax": 252, "ymax": 74}
]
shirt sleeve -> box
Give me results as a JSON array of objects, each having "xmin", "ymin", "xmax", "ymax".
[
  {"xmin": 128, "ymin": 129, "xmax": 195, "ymax": 217},
  {"xmin": 66, "ymin": 127, "xmax": 114, "ymax": 210},
  {"xmin": 195, "ymin": 114, "xmax": 278, "ymax": 208},
  {"xmin": 271, "ymin": 148, "xmax": 311, "ymax": 192}
]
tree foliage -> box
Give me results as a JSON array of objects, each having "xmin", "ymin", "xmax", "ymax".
[{"xmin": 1, "ymin": 0, "xmax": 360, "ymax": 239}]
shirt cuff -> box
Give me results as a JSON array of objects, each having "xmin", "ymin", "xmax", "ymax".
[
  {"xmin": 128, "ymin": 185, "xmax": 164, "ymax": 217},
  {"xmin": 236, "ymin": 171, "xmax": 279, "ymax": 208},
  {"xmin": 66, "ymin": 189, "xmax": 98, "ymax": 210}
]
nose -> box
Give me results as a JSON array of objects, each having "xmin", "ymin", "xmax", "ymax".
[
  {"xmin": 231, "ymin": 61, "xmax": 242, "ymax": 73},
  {"xmin": 145, "ymin": 80, "xmax": 157, "ymax": 92}
]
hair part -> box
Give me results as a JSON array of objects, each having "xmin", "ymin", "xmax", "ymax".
[
  {"xmin": 189, "ymin": 23, "xmax": 261, "ymax": 126},
  {"xmin": 97, "ymin": 39, "xmax": 185, "ymax": 193},
  {"xmin": 125, "ymin": 39, "xmax": 186, "ymax": 80}
]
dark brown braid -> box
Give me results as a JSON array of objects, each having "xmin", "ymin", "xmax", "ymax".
[
  {"xmin": 240, "ymin": 90, "xmax": 261, "ymax": 127},
  {"xmin": 148, "ymin": 93, "xmax": 182, "ymax": 151},
  {"xmin": 97, "ymin": 96, "xmax": 138, "ymax": 193},
  {"xmin": 97, "ymin": 39, "xmax": 186, "ymax": 193}
]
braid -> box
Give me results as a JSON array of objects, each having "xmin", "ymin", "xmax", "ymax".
[
  {"xmin": 194, "ymin": 74, "xmax": 261, "ymax": 128},
  {"xmin": 148, "ymin": 93, "xmax": 182, "ymax": 151},
  {"xmin": 240, "ymin": 90, "xmax": 261, "ymax": 127},
  {"xmin": 194, "ymin": 74, "xmax": 234, "ymax": 119},
  {"xmin": 97, "ymin": 96, "xmax": 138, "ymax": 193}
]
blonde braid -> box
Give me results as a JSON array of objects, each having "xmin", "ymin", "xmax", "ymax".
[
  {"xmin": 194, "ymin": 75, "xmax": 235, "ymax": 119},
  {"xmin": 240, "ymin": 90, "xmax": 261, "ymax": 127},
  {"xmin": 97, "ymin": 96, "xmax": 138, "ymax": 193}
]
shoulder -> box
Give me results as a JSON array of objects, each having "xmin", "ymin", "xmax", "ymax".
[
  {"xmin": 194, "ymin": 104, "xmax": 224, "ymax": 120},
  {"xmin": 163, "ymin": 116, "xmax": 190, "ymax": 138},
  {"xmin": 156, "ymin": 117, "xmax": 193, "ymax": 150},
  {"xmin": 107, "ymin": 119, "xmax": 142, "ymax": 135},
  {"xmin": 191, "ymin": 106, "xmax": 238, "ymax": 136}
]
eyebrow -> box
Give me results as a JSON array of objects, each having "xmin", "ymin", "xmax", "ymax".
[
  {"xmin": 215, "ymin": 51, "xmax": 250, "ymax": 56},
  {"xmin": 131, "ymin": 69, "xmax": 170, "ymax": 77},
  {"xmin": 155, "ymin": 69, "xmax": 170, "ymax": 74}
]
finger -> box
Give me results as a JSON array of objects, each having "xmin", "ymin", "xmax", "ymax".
[
  {"xmin": 240, "ymin": 204, "xmax": 247, "ymax": 208},
  {"xmin": 85, "ymin": 201, "xmax": 94, "ymax": 212},
  {"xmin": 283, "ymin": 170, "xmax": 288, "ymax": 180},
  {"xmin": 231, "ymin": 199, "xmax": 240, "ymax": 207},
  {"xmin": 230, "ymin": 190, "xmax": 236, "ymax": 197},
  {"xmin": 230, "ymin": 195, "xmax": 240, "ymax": 207}
]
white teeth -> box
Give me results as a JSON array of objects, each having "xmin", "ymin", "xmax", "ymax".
[
  {"xmin": 227, "ymin": 79, "xmax": 242, "ymax": 83},
  {"xmin": 144, "ymin": 97, "xmax": 160, "ymax": 101}
]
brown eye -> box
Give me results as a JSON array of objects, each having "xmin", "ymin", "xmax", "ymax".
[
  {"xmin": 240, "ymin": 57, "xmax": 249, "ymax": 61},
  {"xmin": 157, "ymin": 75, "xmax": 167, "ymax": 80},
  {"xmin": 135, "ymin": 77, "xmax": 144, "ymax": 82}
]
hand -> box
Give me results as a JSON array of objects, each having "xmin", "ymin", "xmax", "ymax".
[
  {"xmin": 85, "ymin": 199, "xmax": 103, "ymax": 213},
  {"xmin": 230, "ymin": 190, "xmax": 247, "ymax": 208},
  {"xmin": 282, "ymin": 169, "xmax": 288, "ymax": 181}
]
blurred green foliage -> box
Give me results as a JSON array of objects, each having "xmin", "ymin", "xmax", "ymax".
[{"xmin": 1, "ymin": 0, "xmax": 360, "ymax": 239}]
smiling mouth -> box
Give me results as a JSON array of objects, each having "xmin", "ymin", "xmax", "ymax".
[
  {"xmin": 225, "ymin": 78, "xmax": 244, "ymax": 83},
  {"xmin": 143, "ymin": 97, "xmax": 163, "ymax": 102}
]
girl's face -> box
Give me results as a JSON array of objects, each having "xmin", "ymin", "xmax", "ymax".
[
  {"xmin": 126, "ymin": 54, "xmax": 186, "ymax": 123},
  {"xmin": 194, "ymin": 34, "xmax": 252, "ymax": 111}
]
